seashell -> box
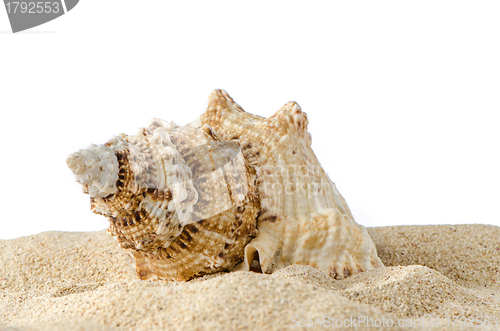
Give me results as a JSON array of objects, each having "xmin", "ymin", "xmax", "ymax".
[{"xmin": 67, "ymin": 89, "xmax": 383, "ymax": 281}]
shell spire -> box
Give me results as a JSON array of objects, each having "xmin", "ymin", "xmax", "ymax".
[{"xmin": 66, "ymin": 144, "xmax": 119, "ymax": 198}]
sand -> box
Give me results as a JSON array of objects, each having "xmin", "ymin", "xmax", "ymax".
[{"xmin": 1, "ymin": 224, "xmax": 499, "ymax": 331}]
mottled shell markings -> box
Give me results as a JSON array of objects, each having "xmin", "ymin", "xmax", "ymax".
[{"xmin": 67, "ymin": 89, "xmax": 383, "ymax": 281}]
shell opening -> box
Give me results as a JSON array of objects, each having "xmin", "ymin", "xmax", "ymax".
[{"xmin": 242, "ymin": 244, "xmax": 263, "ymax": 273}]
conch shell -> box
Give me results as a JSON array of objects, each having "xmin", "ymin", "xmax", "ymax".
[{"xmin": 67, "ymin": 89, "xmax": 383, "ymax": 281}]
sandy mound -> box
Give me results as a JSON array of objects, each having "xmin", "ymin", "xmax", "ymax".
[
  {"xmin": 1, "ymin": 225, "xmax": 499, "ymax": 331},
  {"xmin": 368, "ymin": 224, "xmax": 500, "ymax": 289}
]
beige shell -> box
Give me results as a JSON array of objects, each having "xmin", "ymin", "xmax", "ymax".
[
  {"xmin": 67, "ymin": 89, "xmax": 383, "ymax": 281},
  {"xmin": 200, "ymin": 90, "xmax": 383, "ymax": 278}
]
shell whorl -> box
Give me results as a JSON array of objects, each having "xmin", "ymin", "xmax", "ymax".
[
  {"xmin": 67, "ymin": 119, "xmax": 260, "ymax": 280},
  {"xmin": 201, "ymin": 89, "xmax": 383, "ymax": 278}
]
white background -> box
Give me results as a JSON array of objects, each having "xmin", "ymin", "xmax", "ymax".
[{"xmin": 1, "ymin": 1, "xmax": 499, "ymax": 239}]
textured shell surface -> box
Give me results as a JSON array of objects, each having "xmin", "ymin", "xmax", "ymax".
[{"xmin": 67, "ymin": 89, "xmax": 383, "ymax": 281}]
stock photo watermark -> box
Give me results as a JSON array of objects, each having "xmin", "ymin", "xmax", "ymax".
[
  {"xmin": 3, "ymin": 0, "xmax": 79, "ymax": 32},
  {"xmin": 291, "ymin": 315, "xmax": 499, "ymax": 328}
]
